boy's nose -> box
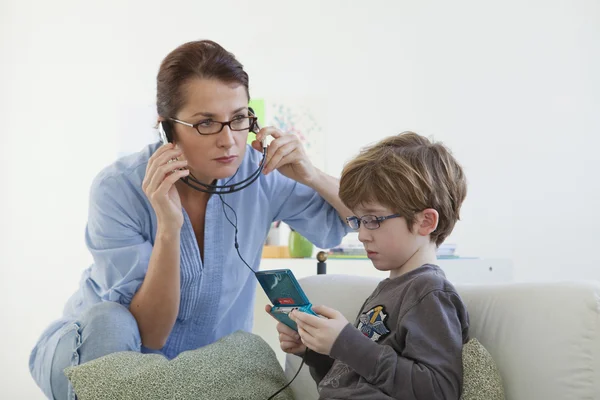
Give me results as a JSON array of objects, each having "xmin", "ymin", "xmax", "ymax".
[{"xmin": 357, "ymin": 226, "xmax": 373, "ymax": 243}]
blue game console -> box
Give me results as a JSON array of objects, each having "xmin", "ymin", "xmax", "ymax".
[{"xmin": 255, "ymin": 269, "xmax": 318, "ymax": 331}]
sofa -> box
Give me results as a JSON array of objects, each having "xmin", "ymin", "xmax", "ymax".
[{"xmin": 282, "ymin": 274, "xmax": 600, "ymax": 400}]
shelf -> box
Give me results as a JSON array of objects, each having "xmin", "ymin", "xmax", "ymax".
[{"xmin": 259, "ymin": 257, "xmax": 514, "ymax": 285}]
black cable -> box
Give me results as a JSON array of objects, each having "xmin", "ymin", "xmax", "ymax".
[
  {"xmin": 181, "ymin": 147, "xmax": 267, "ymax": 194},
  {"xmin": 218, "ymin": 194, "xmax": 255, "ymax": 275},
  {"xmin": 267, "ymin": 348, "xmax": 309, "ymax": 400},
  {"xmin": 217, "ymin": 195, "xmax": 308, "ymax": 399}
]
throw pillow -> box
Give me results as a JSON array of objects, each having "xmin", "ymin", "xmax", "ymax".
[
  {"xmin": 461, "ymin": 338, "xmax": 505, "ymax": 400},
  {"xmin": 64, "ymin": 330, "xmax": 294, "ymax": 400}
]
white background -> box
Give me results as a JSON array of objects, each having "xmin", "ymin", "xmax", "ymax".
[{"xmin": 1, "ymin": 0, "xmax": 599, "ymax": 398}]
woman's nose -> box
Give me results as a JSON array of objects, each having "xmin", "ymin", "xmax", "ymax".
[{"xmin": 217, "ymin": 126, "xmax": 235, "ymax": 148}]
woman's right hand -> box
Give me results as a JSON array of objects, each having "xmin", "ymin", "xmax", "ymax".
[
  {"xmin": 142, "ymin": 143, "xmax": 189, "ymax": 232},
  {"xmin": 265, "ymin": 305, "xmax": 307, "ymax": 355}
]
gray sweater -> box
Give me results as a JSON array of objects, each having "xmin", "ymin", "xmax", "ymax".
[{"xmin": 305, "ymin": 264, "xmax": 470, "ymax": 400}]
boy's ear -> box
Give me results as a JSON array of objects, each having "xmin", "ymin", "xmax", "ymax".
[{"xmin": 416, "ymin": 208, "xmax": 439, "ymax": 236}]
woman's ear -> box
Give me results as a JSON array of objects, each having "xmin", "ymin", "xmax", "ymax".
[{"xmin": 416, "ymin": 208, "xmax": 439, "ymax": 236}]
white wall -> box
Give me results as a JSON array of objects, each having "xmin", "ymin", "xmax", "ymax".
[{"xmin": 2, "ymin": 0, "xmax": 599, "ymax": 398}]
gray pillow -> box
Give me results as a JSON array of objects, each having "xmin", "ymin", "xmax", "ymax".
[
  {"xmin": 461, "ymin": 338, "xmax": 505, "ymax": 400},
  {"xmin": 64, "ymin": 331, "xmax": 294, "ymax": 400}
]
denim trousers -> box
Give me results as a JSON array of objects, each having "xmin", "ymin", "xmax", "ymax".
[{"xmin": 49, "ymin": 302, "xmax": 160, "ymax": 400}]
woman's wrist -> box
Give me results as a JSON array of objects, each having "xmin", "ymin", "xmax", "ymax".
[
  {"xmin": 304, "ymin": 167, "xmax": 324, "ymax": 190},
  {"xmin": 156, "ymin": 224, "xmax": 181, "ymax": 242}
]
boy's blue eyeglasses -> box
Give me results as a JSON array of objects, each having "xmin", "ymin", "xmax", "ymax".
[{"xmin": 346, "ymin": 214, "xmax": 401, "ymax": 230}]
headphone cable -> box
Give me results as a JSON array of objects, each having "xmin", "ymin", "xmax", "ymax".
[
  {"xmin": 218, "ymin": 195, "xmax": 307, "ymax": 399},
  {"xmin": 267, "ymin": 348, "xmax": 308, "ymax": 400}
]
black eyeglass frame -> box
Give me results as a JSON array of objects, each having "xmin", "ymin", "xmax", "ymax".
[{"xmin": 169, "ymin": 115, "xmax": 258, "ymax": 136}]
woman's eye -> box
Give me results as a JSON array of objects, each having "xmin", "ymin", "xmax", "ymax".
[{"xmin": 198, "ymin": 120, "xmax": 213, "ymax": 127}]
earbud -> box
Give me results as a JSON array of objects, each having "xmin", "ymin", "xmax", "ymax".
[
  {"xmin": 248, "ymin": 107, "xmax": 265, "ymax": 148},
  {"xmin": 158, "ymin": 121, "xmax": 170, "ymax": 145},
  {"xmin": 248, "ymin": 107, "xmax": 258, "ymax": 133}
]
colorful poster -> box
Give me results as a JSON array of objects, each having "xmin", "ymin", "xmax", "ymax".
[
  {"xmin": 247, "ymin": 98, "xmax": 326, "ymax": 171},
  {"xmin": 267, "ymin": 99, "xmax": 325, "ymax": 171}
]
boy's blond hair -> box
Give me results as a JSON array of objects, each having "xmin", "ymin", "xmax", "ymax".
[{"xmin": 339, "ymin": 132, "xmax": 467, "ymax": 247}]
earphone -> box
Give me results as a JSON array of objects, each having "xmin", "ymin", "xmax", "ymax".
[
  {"xmin": 158, "ymin": 120, "xmax": 170, "ymax": 146},
  {"xmin": 157, "ymin": 107, "xmax": 267, "ymax": 194}
]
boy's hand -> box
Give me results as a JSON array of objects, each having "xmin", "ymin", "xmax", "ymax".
[
  {"xmin": 265, "ymin": 305, "xmax": 306, "ymax": 355},
  {"xmin": 290, "ymin": 305, "xmax": 349, "ymax": 356}
]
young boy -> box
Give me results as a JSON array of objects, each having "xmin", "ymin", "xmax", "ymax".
[{"xmin": 269, "ymin": 131, "xmax": 470, "ymax": 399}]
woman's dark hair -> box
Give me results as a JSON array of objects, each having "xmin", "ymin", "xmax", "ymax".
[{"xmin": 156, "ymin": 40, "xmax": 249, "ymax": 119}]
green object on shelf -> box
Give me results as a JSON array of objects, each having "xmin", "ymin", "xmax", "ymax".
[{"xmin": 288, "ymin": 230, "xmax": 313, "ymax": 258}]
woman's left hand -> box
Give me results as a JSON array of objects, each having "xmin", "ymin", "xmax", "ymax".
[{"xmin": 252, "ymin": 127, "xmax": 317, "ymax": 186}]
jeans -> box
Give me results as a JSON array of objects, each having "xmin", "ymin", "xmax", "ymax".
[{"xmin": 49, "ymin": 302, "xmax": 151, "ymax": 400}]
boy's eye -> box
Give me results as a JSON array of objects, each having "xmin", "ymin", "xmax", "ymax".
[{"xmin": 362, "ymin": 216, "xmax": 377, "ymax": 224}]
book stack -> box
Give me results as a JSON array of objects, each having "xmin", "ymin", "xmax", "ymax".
[{"xmin": 436, "ymin": 243, "xmax": 458, "ymax": 258}]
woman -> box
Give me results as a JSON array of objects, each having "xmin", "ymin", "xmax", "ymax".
[{"xmin": 29, "ymin": 40, "xmax": 351, "ymax": 399}]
